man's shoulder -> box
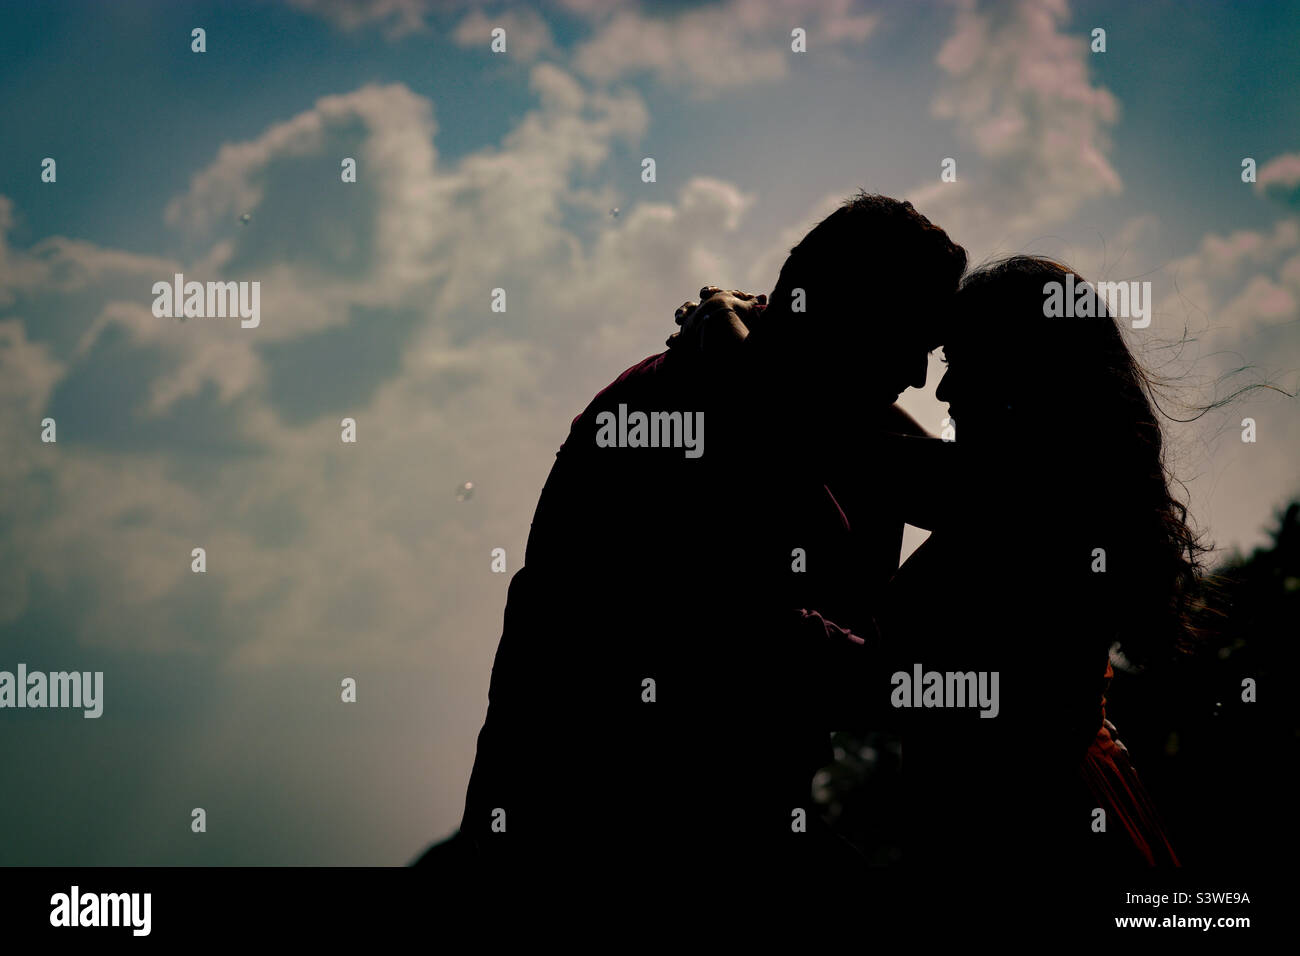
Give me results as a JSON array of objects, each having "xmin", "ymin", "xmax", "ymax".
[
  {"xmin": 561, "ymin": 350, "xmax": 692, "ymax": 444},
  {"xmin": 591, "ymin": 350, "xmax": 681, "ymax": 404}
]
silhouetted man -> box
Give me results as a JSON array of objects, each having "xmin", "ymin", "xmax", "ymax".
[{"xmin": 452, "ymin": 193, "xmax": 967, "ymax": 879}]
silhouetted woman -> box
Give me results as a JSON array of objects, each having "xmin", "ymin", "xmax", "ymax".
[{"xmin": 879, "ymin": 256, "xmax": 1192, "ymax": 869}]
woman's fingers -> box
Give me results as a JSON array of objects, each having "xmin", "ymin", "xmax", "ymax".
[
  {"xmin": 676, "ymin": 288, "xmax": 764, "ymax": 351},
  {"xmin": 700, "ymin": 286, "xmax": 764, "ymax": 302},
  {"xmin": 681, "ymin": 296, "xmax": 735, "ymax": 340},
  {"xmin": 680, "ymin": 293, "xmax": 738, "ymax": 330}
]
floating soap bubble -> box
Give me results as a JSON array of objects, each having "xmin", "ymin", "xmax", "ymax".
[
  {"xmin": 456, "ymin": 481, "xmax": 475, "ymax": 502},
  {"xmin": 239, "ymin": 212, "xmax": 252, "ymax": 225}
]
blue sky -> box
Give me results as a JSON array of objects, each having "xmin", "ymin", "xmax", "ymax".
[
  {"xmin": 1, "ymin": 0, "xmax": 1297, "ymax": 864},
  {"xmin": 3, "ymin": 1, "xmax": 1298, "ymax": 257}
]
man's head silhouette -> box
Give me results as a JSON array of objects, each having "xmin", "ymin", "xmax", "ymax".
[{"xmin": 749, "ymin": 192, "xmax": 966, "ymax": 424}]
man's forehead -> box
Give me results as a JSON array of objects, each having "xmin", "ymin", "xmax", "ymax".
[
  {"xmin": 911, "ymin": 304, "xmax": 948, "ymax": 340},
  {"xmin": 913, "ymin": 322, "xmax": 945, "ymax": 353}
]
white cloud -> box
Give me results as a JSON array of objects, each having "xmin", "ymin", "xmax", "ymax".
[
  {"xmin": 292, "ymin": 0, "xmax": 879, "ymax": 93},
  {"xmin": 571, "ymin": 0, "xmax": 878, "ymax": 95},
  {"xmin": 1160, "ymin": 218, "xmax": 1300, "ymax": 339},
  {"xmin": 1256, "ymin": 152, "xmax": 1300, "ymax": 207},
  {"xmin": 452, "ymin": 7, "xmax": 555, "ymax": 62},
  {"xmin": 0, "ymin": 64, "xmax": 755, "ymax": 682},
  {"xmin": 1134, "ymin": 218, "xmax": 1300, "ymax": 554},
  {"xmin": 904, "ymin": 0, "xmax": 1121, "ymax": 254},
  {"xmin": 286, "ymin": 0, "xmax": 433, "ymax": 38},
  {"xmin": 0, "ymin": 321, "xmax": 63, "ymax": 424}
]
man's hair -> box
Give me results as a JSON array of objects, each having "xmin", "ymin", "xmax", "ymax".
[{"xmin": 770, "ymin": 191, "xmax": 967, "ymax": 333}]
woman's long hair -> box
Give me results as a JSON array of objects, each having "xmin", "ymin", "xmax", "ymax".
[{"xmin": 950, "ymin": 256, "xmax": 1210, "ymax": 666}]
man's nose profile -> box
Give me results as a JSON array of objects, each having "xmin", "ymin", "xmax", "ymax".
[{"xmin": 909, "ymin": 357, "xmax": 928, "ymax": 389}]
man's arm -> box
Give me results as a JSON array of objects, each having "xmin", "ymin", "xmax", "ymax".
[{"xmin": 793, "ymin": 607, "xmax": 907, "ymax": 732}]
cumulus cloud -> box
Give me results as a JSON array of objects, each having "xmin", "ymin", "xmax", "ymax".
[
  {"xmin": 296, "ymin": 0, "xmax": 879, "ymax": 95},
  {"xmin": 452, "ymin": 7, "xmax": 555, "ymax": 62},
  {"xmin": 1123, "ymin": 217, "xmax": 1300, "ymax": 556},
  {"xmin": 0, "ymin": 64, "xmax": 755, "ymax": 679},
  {"xmin": 0, "ymin": 61, "xmax": 775, "ymax": 858},
  {"xmin": 903, "ymin": 0, "xmax": 1121, "ymax": 253},
  {"xmin": 571, "ymin": 0, "xmax": 878, "ymax": 95},
  {"xmin": 1255, "ymin": 153, "xmax": 1300, "ymax": 208},
  {"xmin": 1160, "ymin": 218, "xmax": 1300, "ymax": 340},
  {"xmin": 286, "ymin": 0, "xmax": 433, "ymax": 38}
]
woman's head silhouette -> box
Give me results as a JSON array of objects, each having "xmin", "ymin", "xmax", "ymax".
[{"xmin": 943, "ymin": 255, "xmax": 1209, "ymax": 665}]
